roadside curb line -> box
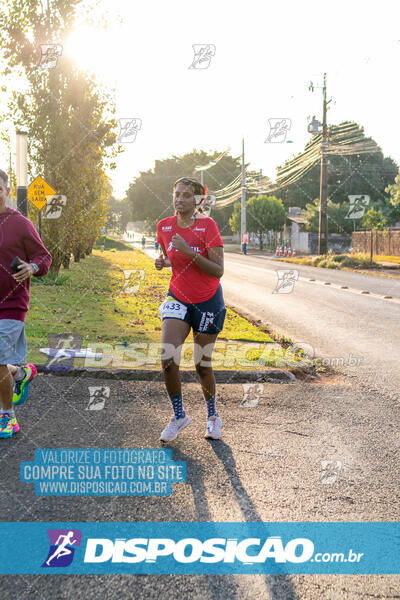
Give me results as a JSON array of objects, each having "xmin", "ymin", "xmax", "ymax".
[{"xmin": 36, "ymin": 366, "xmax": 298, "ymax": 383}]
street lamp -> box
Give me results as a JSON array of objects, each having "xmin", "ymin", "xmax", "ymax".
[
  {"xmin": 195, "ymin": 159, "xmax": 217, "ymax": 186},
  {"xmin": 16, "ymin": 130, "xmax": 28, "ymax": 216},
  {"xmin": 194, "ymin": 149, "xmax": 230, "ymax": 185}
]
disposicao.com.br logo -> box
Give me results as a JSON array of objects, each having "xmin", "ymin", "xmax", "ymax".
[
  {"xmin": 1, "ymin": 522, "xmax": 395, "ymax": 575},
  {"xmin": 83, "ymin": 536, "xmax": 331, "ymax": 565}
]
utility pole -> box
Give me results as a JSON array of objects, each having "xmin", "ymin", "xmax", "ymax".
[
  {"xmin": 241, "ymin": 138, "xmax": 246, "ymax": 243},
  {"xmin": 16, "ymin": 131, "xmax": 28, "ymax": 217},
  {"xmin": 318, "ymin": 72, "xmax": 328, "ymax": 254}
]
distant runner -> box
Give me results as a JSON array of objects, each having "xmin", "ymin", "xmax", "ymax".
[
  {"xmin": 155, "ymin": 177, "xmax": 225, "ymax": 442},
  {"xmin": 242, "ymin": 232, "xmax": 248, "ymax": 255}
]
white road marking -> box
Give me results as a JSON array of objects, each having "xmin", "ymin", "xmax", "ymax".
[{"xmin": 225, "ymin": 259, "xmax": 400, "ymax": 303}]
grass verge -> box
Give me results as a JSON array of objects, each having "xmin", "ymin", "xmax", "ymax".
[
  {"xmin": 28, "ymin": 249, "xmax": 312, "ymax": 371},
  {"xmin": 277, "ymin": 252, "xmax": 380, "ymax": 269}
]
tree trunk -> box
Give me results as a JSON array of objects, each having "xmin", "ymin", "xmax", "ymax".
[
  {"xmin": 49, "ymin": 260, "xmax": 62, "ymax": 277},
  {"xmin": 62, "ymin": 254, "xmax": 71, "ymax": 269},
  {"xmin": 259, "ymin": 232, "xmax": 263, "ymax": 250},
  {"xmin": 74, "ymin": 249, "xmax": 81, "ymax": 263}
]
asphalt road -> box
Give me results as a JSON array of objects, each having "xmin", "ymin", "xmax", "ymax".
[{"xmin": 223, "ymin": 253, "xmax": 400, "ymax": 401}]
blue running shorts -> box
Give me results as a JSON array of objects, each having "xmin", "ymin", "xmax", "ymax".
[{"xmin": 160, "ymin": 285, "xmax": 226, "ymax": 334}]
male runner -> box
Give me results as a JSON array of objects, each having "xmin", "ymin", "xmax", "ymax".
[{"xmin": 0, "ymin": 169, "xmax": 52, "ymax": 437}]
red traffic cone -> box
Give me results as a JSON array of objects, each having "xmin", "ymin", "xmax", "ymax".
[
  {"xmin": 288, "ymin": 247, "xmax": 292, "ymax": 257},
  {"xmin": 283, "ymin": 246, "xmax": 287, "ymax": 257},
  {"xmin": 292, "ymin": 248, "xmax": 297, "ymax": 257}
]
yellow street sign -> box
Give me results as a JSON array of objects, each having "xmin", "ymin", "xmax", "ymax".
[{"xmin": 28, "ymin": 176, "xmax": 56, "ymax": 210}]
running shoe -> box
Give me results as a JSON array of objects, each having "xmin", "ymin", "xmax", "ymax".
[
  {"xmin": 160, "ymin": 415, "xmax": 191, "ymax": 442},
  {"xmin": 205, "ymin": 415, "xmax": 222, "ymax": 440},
  {"xmin": 13, "ymin": 364, "xmax": 37, "ymax": 405},
  {"xmin": 0, "ymin": 414, "xmax": 20, "ymax": 438}
]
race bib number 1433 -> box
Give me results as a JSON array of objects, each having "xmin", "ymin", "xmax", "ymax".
[{"xmin": 159, "ymin": 297, "xmax": 188, "ymax": 320}]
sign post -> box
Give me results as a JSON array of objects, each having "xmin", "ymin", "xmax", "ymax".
[{"xmin": 27, "ymin": 176, "xmax": 56, "ymax": 237}]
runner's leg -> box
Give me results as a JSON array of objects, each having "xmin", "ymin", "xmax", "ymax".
[
  {"xmin": 193, "ymin": 331, "xmax": 218, "ymax": 404},
  {"xmin": 159, "ymin": 318, "xmax": 192, "ymax": 441},
  {"xmin": 161, "ymin": 318, "xmax": 191, "ymax": 396},
  {"xmin": 0, "ymin": 365, "xmax": 13, "ymax": 411},
  {"xmin": 193, "ymin": 332, "xmax": 223, "ymax": 438},
  {"xmin": 7, "ymin": 364, "xmax": 17, "ymax": 378}
]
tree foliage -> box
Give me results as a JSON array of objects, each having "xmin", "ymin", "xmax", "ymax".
[
  {"xmin": 276, "ymin": 122, "xmax": 398, "ymax": 211},
  {"xmin": 106, "ymin": 197, "xmax": 133, "ymax": 233},
  {"xmin": 125, "ymin": 149, "xmax": 242, "ymax": 234},
  {"xmin": 0, "ymin": 0, "xmax": 120, "ymax": 272},
  {"xmin": 362, "ymin": 208, "xmax": 387, "ymax": 231},
  {"xmin": 386, "ymin": 168, "xmax": 400, "ymax": 208},
  {"xmin": 304, "ymin": 199, "xmax": 355, "ymax": 234},
  {"xmin": 230, "ymin": 195, "xmax": 285, "ymax": 249}
]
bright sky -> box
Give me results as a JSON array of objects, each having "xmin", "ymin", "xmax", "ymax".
[{"xmin": 1, "ymin": 0, "xmax": 400, "ymax": 199}]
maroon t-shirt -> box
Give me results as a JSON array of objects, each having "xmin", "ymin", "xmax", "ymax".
[{"xmin": 0, "ymin": 207, "xmax": 52, "ymax": 322}]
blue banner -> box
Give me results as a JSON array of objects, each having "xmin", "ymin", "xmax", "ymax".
[
  {"xmin": 0, "ymin": 522, "xmax": 398, "ymax": 574},
  {"xmin": 20, "ymin": 449, "xmax": 186, "ymax": 496}
]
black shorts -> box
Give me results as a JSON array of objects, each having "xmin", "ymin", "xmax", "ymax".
[{"xmin": 161, "ymin": 285, "xmax": 226, "ymax": 334}]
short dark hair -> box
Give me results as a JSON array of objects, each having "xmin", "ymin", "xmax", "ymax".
[{"xmin": 0, "ymin": 169, "xmax": 8, "ymax": 186}]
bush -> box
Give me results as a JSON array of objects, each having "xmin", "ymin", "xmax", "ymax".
[
  {"xmin": 332, "ymin": 254, "xmax": 347, "ymax": 263},
  {"xmin": 317, "ymin": 259, "xmax": 328, "ymax": 268},
  {"xmin": 32, "ymin": 272, "xmax": 70, "ymax": 286}
]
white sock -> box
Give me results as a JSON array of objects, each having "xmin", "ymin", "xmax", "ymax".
[
  {"xmin": 14, "ymin": 367, "xmax": 26, "ymax": 382},
  {"xmin": 1, "ymin": 408, "xmax": 15, "ymax": 417}
]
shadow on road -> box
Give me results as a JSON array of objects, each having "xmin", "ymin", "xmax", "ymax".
[
  {"xmin": 172, "ymin": 444, "xmax": 300, "ymax": 600},
  {"xmin": 210, "ymin": 441, "xmax": 300, "ymax": 600},
  {"xmin": 171, "ymin": 447, "xmax": 240, "ymax": 600}
]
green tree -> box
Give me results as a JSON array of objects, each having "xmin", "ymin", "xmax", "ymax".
[
  {"xmin": 0, "ymin": 0, "xmax": 120, "ymax": 273},
  {"xmin": 362, "ymin": 208, "xmax": 387, "ymax": 263},
  {"xmin": 304, "ymin": 199, "xmax": 355, "ymax": 234},
  {"xmin": 386, "ymin": 168, "xmax": 400, "ymax": 207},
  {"xmin": 276, "ymin": 122, "xmax": 398, "ymax": 211},
  {"xmin": 362, "ymin": 208, "xmax": 387, "ymax": 230},
  {"xmin": 106, "ymin": 197, "xmax": 133, "ymax": 233},
  {"xmin": 126, "ymin": 150, "xmax": 242, "ymax": 233},
  {"xmin": 230, "ymin": 195, "xmax": 285, "ymax": 249}
]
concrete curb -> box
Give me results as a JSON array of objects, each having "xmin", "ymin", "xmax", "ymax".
[{"xmin": 36, "ymin": 366, "xmax": 298, "ymax": 383}]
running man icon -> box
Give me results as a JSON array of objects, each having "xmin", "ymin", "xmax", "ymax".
[
  {"xmin": 42, "ymin": 529, "xmax": 82, "ymax": 568},
  {"xmin": 46, "ymin": 531, "xmax": 77, "ymax": 565}
]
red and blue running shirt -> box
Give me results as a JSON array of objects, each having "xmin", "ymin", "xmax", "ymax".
[{"xmin": 156, "ymin": 215, "xmax": 223, "ymax": 303}]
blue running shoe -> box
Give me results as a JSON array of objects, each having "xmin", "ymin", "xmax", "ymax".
[{"xmin": 13, "ymin": 364, "xmax": 37, "ymax": 405}]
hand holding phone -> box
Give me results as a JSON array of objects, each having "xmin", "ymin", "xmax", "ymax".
[{"xmin": 10, "ymin": 256, "xmax": 24, "ymax": 273}]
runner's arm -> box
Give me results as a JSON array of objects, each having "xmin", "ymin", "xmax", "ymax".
[
  {"xmin": 188, "ymin": 245, "xmax": 224, "ymax": 279},
  {"xmin": 155, "ymin": 244, "xmax": 171, "ymax": 270}
]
